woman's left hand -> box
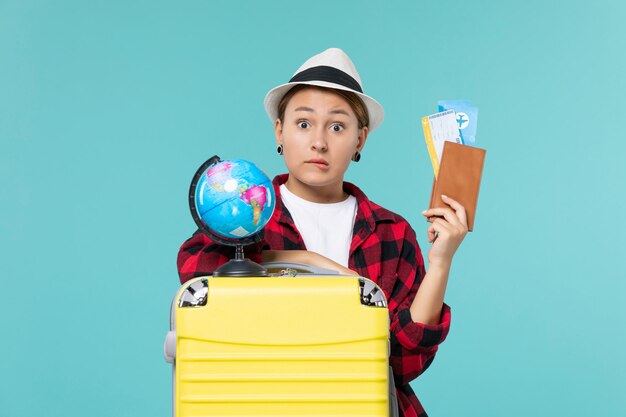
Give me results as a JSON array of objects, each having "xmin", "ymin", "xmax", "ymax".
[{"xmin": 421, "ymin": 194, "xmax": 468, "ymax": 267}]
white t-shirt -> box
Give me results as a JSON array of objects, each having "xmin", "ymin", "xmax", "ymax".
[{"xmin": 279, "ymin": 184, "xmax": 357, "ymax": 267}]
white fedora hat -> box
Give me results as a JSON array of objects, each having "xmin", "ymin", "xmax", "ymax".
[{"xmin": 263, "ymin": 48, "xmax": 385, "ymax": 132}]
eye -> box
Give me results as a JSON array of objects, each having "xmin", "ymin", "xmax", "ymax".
[
  {"xmin": 330, "ymin": 123, "xmax": 344, "ymax": 132},
  {"xmin": 298, "ymin": 121, "xmax": 310, "ymax": 129}
]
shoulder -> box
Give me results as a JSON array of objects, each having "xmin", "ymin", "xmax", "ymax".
[
  {"xmin": 369, "ymin": 199, "xmax": 410, "ymax": 225},
  {"xmin": 345, "ymin": 180, "xmax": 417, "ymax": 239},
  {"xmin": 345, "ymin": 179, "xmax": 411, "ymax": 225},
  {"xmin": 369, "ymin": 199, "xmax": 419, "ymax": 243}
]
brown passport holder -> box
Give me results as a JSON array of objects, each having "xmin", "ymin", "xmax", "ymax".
[{"xmin": 428, "ymin": 141, "xmax": 486, "ymax": 231}]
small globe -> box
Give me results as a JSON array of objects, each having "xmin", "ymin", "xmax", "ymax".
[{"xmin": 193, "ymin": 158, "xmax": 275, "ymax": 240}]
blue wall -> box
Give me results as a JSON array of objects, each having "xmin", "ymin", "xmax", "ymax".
[{"xmin": 1, "ymin": 1, "xmax": 625, "ymax": 415}]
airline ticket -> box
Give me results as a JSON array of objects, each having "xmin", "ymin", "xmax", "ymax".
[{"xmin": 421, "ymin": 109, "xmax": 462, "ymax": 177}]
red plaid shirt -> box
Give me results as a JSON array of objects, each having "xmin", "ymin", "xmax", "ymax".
[{"xmin": 177, "ymin": 173, "xmax": 452, "ymax": 417}]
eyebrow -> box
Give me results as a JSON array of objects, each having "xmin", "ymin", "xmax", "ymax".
[
  {"xmin": 329, "ymin": 109, "xmax": 350, "ymax": 116},
  {"xmin": 293, "ymin": 106, "xmax": 350, "ymax": 116}
]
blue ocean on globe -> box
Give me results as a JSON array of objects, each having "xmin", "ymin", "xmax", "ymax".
[{"xmin": 194, "ymin": 159, "xmax": 275, "ymax": 239}]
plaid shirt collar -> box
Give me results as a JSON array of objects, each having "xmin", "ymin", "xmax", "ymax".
[{"xmin": 270, "ymin": 173, "xmax": 395, "ymax": 251}]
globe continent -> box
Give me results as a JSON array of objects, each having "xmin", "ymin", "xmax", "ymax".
[{"xmin": 195, "ymin": 159, "xmax": 275, "ymax": 239}]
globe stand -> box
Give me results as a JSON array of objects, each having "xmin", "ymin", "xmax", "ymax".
[
  {"xmin": 212, "ymin": 244, "xmax": 268, "ymax": 277},
  {"xmin": 189, "ymin": 155, "xmax": 269, "ymax": 278}
]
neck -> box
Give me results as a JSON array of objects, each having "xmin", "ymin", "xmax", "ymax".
[{"xmin": 284, "ymin": 176, "xmax": 348, "ymax": 203}]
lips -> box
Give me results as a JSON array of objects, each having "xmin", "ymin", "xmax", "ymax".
[
  {"xmin": 305, "ymin": 158, "xmax": 329, "ymax": 166},
  {"xmin": 305, "ymin": 158, "xmax": 330, "ymax": 170}
]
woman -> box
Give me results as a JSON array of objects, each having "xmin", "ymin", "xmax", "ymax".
[{"xmin": 177, "ymin": 48, "xmax": 468, "ymax": 417}]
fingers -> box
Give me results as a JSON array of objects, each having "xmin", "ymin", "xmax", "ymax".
[
  {"xmin": 427, "ymin": 223, "xmax": 436, "ymax": 242},
  {"xmin": 423, "ymin": 207, "xmax": 461, "ymax": 228},
  {"xmin": 427, "ymin": 218, "xmax": 450, "ymax": 243},
  {"xmin": 440, "ymin": 194, "xmax": 468, "ymax": 228},
  {"xmin": 427, "ymin": 226, "xmax": 438, "ymax": 243},
  {"xmin": 422, "ymin": 195, "xmax": 468, "ymax": 229},
  {"xmin": 423, "ymin": 207, "xmax": 457, "ymax": 226}
]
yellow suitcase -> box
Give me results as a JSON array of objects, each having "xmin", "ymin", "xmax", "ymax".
[{"xmin": 164, "ymin": 263, "xmax": 398, "ymax": 417}]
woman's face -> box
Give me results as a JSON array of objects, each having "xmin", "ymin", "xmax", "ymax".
[{"xmin": 274, "ymin": 87, "xmax": 368, "ymax": 202}]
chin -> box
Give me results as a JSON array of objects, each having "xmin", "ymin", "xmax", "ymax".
[{"xmin": 292, "ymin": 170, "xmax": 341, "ymax": 187}]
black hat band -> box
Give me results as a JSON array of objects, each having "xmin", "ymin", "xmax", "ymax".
[{"xmin": 289, "ymin": 65, "xmax": 363, "ymax": 93}]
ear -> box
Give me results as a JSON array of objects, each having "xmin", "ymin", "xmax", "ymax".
[
  {"xmin": 274, "ymin": 118, "xmax": 283, "ymax": 146},
  {"xmin": 356, "ymin": 126, "xmax": 369, "ymax": 153}
]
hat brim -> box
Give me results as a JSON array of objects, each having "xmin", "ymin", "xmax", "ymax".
[{"xmin": 264, "ymin": 80, "xmax": 384, "ymax": 133}]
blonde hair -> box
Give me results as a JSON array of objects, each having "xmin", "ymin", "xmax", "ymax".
[{"xmin": 277, "ymin": 85, "xmax": 370, "ymax": 129}]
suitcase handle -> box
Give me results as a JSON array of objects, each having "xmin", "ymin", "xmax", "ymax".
[{"xmin": 261, "ymin": 262, "xmax": 340, "ymax": 275}]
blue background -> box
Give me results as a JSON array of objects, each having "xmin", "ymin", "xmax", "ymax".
[{"xmin": 2, "ymin": 1, "xmax": 625, "ymax": 416}]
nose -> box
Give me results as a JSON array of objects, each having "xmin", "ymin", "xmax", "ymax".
[{"xmin": 311, "ymin": 128, "xmax": 328, "ymax": 152}]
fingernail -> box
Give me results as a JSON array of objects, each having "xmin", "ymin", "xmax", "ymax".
[
  {"xmin": 421, "ymin": 210, "xmax": 427, "ymax": 214},
  {"xmin": 441, "ymin": 194, "xmax": 448, "ymax": 199}
]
